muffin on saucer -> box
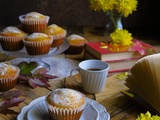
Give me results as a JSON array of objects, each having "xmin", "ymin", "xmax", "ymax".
[
  {"xmin": 19, "ymin": 12, "xmax": 50, "ymax": 33},
  {"xmin": 23, "ymin": 33, "xmax": 53, "ymax": 55},
  {"xmin": 0, "ymin": 62, "xmax": 20, "ymax": 92},
  {"xmin": 44, "ymin": 24, "xmax": 67, "ymax": 48},
  {"xmin": 45, "ymin": 88, "xmax": 87, "ymax": 120},
  {"xmin": 0, "ymin": 26, "xmax": 26, "ymax": 51},
  {"xmin": 65, "ymin": 34, "xmax": 87, "ymax": 54}
]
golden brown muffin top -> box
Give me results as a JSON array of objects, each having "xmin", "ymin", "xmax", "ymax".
[
  {"xmin": 46, "ymin": 88, "xmax": 86, "ymax": 109},
  {"xmin": 44, "ymin": 24, "xmax": 66, "ymax": 36},
  {"xmin": 0, "ymin": 62, "xmax": 18, "ymax": 79},
  {"xmin": 66, "ymin": 34, "xmax": 87, "ymax": 45},
  {"xmin": 24, "ymin": 33, "xmax": 52, "ymax": 42},
  {"xmin": 0, "ymin": 26, "xmax": 26, "ymax": 37},
  {"xmin": 21, "ymin": 12, "xmax": 47, "ymax": 19}
]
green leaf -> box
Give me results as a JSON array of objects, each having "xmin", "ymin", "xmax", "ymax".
[
  {"xmin": 17, "ymin": 61, "xmax": 38, "ymax": 75},
  {"xmin": 17, "ymin": 62, "xmax": 58, "ymax": 89}
]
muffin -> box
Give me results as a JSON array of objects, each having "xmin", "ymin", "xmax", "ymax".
[
  {"xmin": 44, "ymin": 24, "xmax": 67, "ymax": 48},
  {"xmin": 23, "ymin": 33, "xmax": 53, "ymax": 55},
  {"xmin": 0, "ymin": 62, "xmax": 20, "ymax": 92},
  {"xmin": 0, "ymin": 26, "xmax": 26, "ymax": 51},
  {"xmin": 45, "ymin": 88, "xmax": 87, "ymax": 120},
  {"xmin": 65, "ymin": 34, "xmax": 87, "ymax": 54},
  {"xmin": 19, "ymin": 12, "xmax": 50, "ymax": 33}
]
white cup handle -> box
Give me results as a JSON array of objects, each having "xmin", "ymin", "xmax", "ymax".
[{"xmin": 70, "ymin": 68, "xmax": 82, "ymax": 85}]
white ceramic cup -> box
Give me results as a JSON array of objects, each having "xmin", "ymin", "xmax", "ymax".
[{"xmin": 70, "ymin": 60, "xmax": 110, "ymax": 94}]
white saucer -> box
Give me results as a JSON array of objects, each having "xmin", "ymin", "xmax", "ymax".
[{"xmin": 17, "ymin": 96, "xmax": 110, "ymax": 120}]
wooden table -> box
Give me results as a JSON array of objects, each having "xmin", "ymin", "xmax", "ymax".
[{"xmin": 0, "ymin": 26, "xmax": 160, "ymax": 120}]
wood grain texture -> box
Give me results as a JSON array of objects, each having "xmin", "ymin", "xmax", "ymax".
[{"xmin": 0, "ymin": 26, "xmax": 159, "ymax": 120}]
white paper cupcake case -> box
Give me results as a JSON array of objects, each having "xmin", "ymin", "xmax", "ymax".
[
  {"xmin": 0, "ymin": 67, "xmax": 20, "ymax": 91},
  {"xmin": 19, "ymin": 15, "xmax": 50, "ymax": 25}
]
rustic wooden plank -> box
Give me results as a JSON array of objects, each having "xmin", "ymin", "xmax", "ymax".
[
  {"xmin": 0, "ymin": 114, "xmax": 15, "ymax": 120},
  {"xmin": 96, "ymin": 74, "xmax": 149, "ymax": 120},
  {"xmin": 6, "ymin": 79, "xmax": 65, "ymax": 119},
  {"xmin": 48, "ymin": 79, "xmax": 65, "ymax": 91},
  {"xmin": 96, "ymin": 75, "xmax": 128, "ymax": 100},
  {"xmin": 83, "ymin": 27, "xmax": 105, "ymax": 42},
  {"xmin": 64, "ymin": 74, "xmax": 95, "ymax": 100},
  {"xmin": 5, "ymin": 56, "xmax": 16, "ymax": 61},
  {"xmin": 0, "ymin": 52, "xmax": 8, "ymax": 62},
  {"xmin": 0, "ymin": 26, "xmax": 160, "ymax": 120}
]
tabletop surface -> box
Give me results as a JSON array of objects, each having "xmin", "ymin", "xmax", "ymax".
[{"xmin": 0, "ymin": 26, "xmax": 160, "ymax": 120}]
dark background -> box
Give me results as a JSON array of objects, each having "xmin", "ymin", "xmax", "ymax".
[{"xmin": 0, "ymin": 0, "xmax": 159, "ymax": 39}]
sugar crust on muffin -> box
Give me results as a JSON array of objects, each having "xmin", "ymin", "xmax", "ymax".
[
  {"xmin": 66, "ymin": 34, "xmax": 87, "ymax": 46},
  {"xmin": 46, "ymin": 88, "xmax": 86, "ymax": 109},
  {"xmin": 23, "ymin": 32, "xmax": 53, "ymax": 55},
  {"xmin": 24, "ymin": 33, "xmax": 52, "ymax": 42},
  {"xmin": 22, "ymin": 12, "xmax": 46, "ymax": 19},
  {"xmin": 19, "ymin": 12, "xmax": 50, "ymax": 33},
  {"xmin": 0, "ymin": 62, "xmax": 18, "ymax": 79},
  {"xmin": 44, "ymin": 24, "xmax": 67, "ymax": 47},
  {"xmin": 0, "ymin": 26, "xmax": 26, "ymax": 37},
  {"xmin": 44, "ymin": 24, "xmax": 66, "ymax": 36}
]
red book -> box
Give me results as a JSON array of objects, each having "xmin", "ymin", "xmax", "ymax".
[
  {"xmin": 84, "ymin": 39, "xmax": 156, "ymax": 73},
  {"xmin": 84, "ymin": 50, "xmax": 141, "ymax": 73},
  {"xmin": 85, "ymin": 39, "xmax": 156, "ymax": 62}
]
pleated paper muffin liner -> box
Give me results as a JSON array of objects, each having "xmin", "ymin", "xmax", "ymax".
[
  {"xmin": 45, "ymin": 88, "xmax": 87, "ymax": 120},
  {"xmin": 65, "ymin": 45, "xmax": 85, "ymax": 54},
  {"xmin": 66, "ymin": 35, "xmax": 88, "ymax": 54},
  {"xmin": 46, "ymin": 98, "xmax": 87, "ymax": 120},
  {"xmin": 51, "ymin": 31, "xmax": 67, "ymax": 48},
  {"xmin": 0, "ymin": 35, "xmax": 26, "ymax": 51},
  {"xmin": 19, "ymin": 15, "xmax": 50, "ymax": 33},
  {"xmin": 0, "ymin": 67, "xmax": 20, "ymax": 92},
  {"xmin": 23, "ymin": 37, "xmax": 53, "ymax": 55}
]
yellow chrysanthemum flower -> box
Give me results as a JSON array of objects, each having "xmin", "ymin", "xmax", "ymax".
[
  {"xmin": 116, "ymin": 0, "xmax": 138, "ymax": 17},
  {"xmin": 89, "ymin": 0, "xmax": 138, "ymax": 17},
  {"xmin": 89, "ymin": 0, "xmax": 113, "ymax": 12},
  {"xmin": 89, "ymin": 0, "xmax": 138, "ymax": 45},
  {"xmin": 136, "ymin": 111, "xmax": 160, "ymax": 120},
  {"xmin": 110, "ymin": 29, "xmax": 133, "ymax": 46}
]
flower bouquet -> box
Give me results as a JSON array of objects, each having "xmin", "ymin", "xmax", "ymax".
[{"xmin": 89, "ymin": 0, "xmax": 139, "ymax": 50}]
